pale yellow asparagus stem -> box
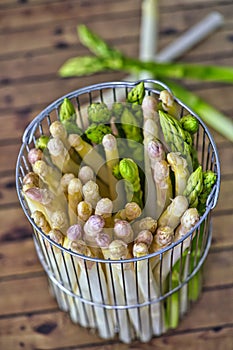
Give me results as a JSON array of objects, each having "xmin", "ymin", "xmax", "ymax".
[
  {"xmin": 78, "ymin": 165, "xmax": 95, "ymax": 184},
  {"xmin": 68, "ymin": 178, "xmax": 83, "ymax": 225},
  {"xmin": 68, "ymin": 134, "xmax": 108, "ymax": 181},
  {"xmin": 114, "ymin": 202, "xmax": 142, "ymax": 222},
  {"xmin": 102, "ymin": 134, "xmax": 120, "ymax": 200},
  {"xmin": 132, "ymin": 216, "xmax": 157, "ymax": 235},
  {"xmin": 49, "ymin": 121, "xmax": 70, "ymax": 149},
  {"xmin": 167, "ymin": 152, "xmax": 190, "ymax": 196},
  {"xmin": 23, "ymin": 186, "xmax": 54, "ymax": 221},
  {"xmin": 153, "ymin": 159, "xmax": 173, "ymax": 218},
  {"xmin": 71, "ymin": 240, "xmax": 115, "ymax": 339},
  {"xmin": 82, "ymin": 180, "xmax": 101, "ymax": 209},
  {"xmin": 47, "ymin": 137, "xmax": 79, "ymax": 175},
  {"xmin": 60, "ymin": 173, "xmax": 75, "ymax": 198},
  {"xmin": 150, "ymin": 226, "xmax": 174, "ymax": 270},
  {"xmin": 50, "ymin": 210, "xmax": 70, "ymax": 235},
  {"xmin": 158, "ymin": 195, "xmax": 189, "ymax": 229},
  {"xmin": 159, "ymin": 90, "xmax": 182, "ymax": 119},
  {"xmin": 33, "ymin": 159, "xmax": 62, "ymax": 194},
  {"xmin": 77, "ymin": 200, "xmax": 93, "ymax": 226},
  {"xmin": 31, "ymin": 210, "xmax": 51, "ymax": 234},
  {"xmin": 133, "ymin": 242, "xmax": 166, "ymax": 336}
]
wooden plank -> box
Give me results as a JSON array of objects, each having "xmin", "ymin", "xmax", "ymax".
[
  {"xmin": 0, "ymin": 240, "xmax": 42, "ymax": 278},
  {"xmin": 0, "ymin": 0, "xmax": 140, "ymax": 32},
  {"xmin": 0, "ymin": 207, "xmax": 32, "ymax": 241},
  {"xmin": 0, "ymin": 275, "xmax": 57, "ymax": 316},
  {"xmin": 0, "ymin": 288, "xmax": 232, "ymax": 349}
]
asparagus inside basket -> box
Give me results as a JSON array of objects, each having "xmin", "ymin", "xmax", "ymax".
[{"xmin": 24, "ymin": 82, "xmax": 217, "ymax": 342}]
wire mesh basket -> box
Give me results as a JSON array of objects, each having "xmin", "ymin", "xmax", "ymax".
[{"xmin": 16, "ymin": 79, "xmax": 220, "ymax": 343}]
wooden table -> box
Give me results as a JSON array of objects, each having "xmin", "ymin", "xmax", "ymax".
[{"xmin": 0, "ymin": 1, "xmax": 232, "ymax": 349}]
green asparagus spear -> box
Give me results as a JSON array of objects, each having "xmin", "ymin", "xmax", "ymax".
[
  {"xmin": 197, "ymin": 170, "xmax": 217, "ymax": 215},
  {"xmin": 88, "ymin": 102, "xmax": 111, "ymax": 124},
  {"xmin": 127, "ymin": 81, "xmax": 145, "ymax": 105},
  {"xmin": 59, "ymin": 98, "xmax": 83, "ymax": 135},
  {"xmin": 119, "ymin": 158, "xmax": 143, "ymax": 208},
  {"xmin": 159, "ymin": 110, "xmax": 193, "ymax": 172},
  {"xmin": 183, "ymin": 166, "xmax": 203, "ymax": 208},
  {"xmin": 85, "ymin": 123, "xmax": 112, "ymax": 144},
  {"xmin": 180, "ymin": 115, "xmax": 199, "ymax": 134},
  {"xmin": 35, "ymin": 135, "xmax": 50, "ymax": 151}
]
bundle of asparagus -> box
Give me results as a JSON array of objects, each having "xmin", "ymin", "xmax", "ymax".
[{"xmin": 22, "ymin": 82, "xmax": 217, "ymax": 342}]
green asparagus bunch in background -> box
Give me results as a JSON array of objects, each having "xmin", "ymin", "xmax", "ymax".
[{"xmin": 59, "ymin": 24, "xmax": 233, "ymax": 142}]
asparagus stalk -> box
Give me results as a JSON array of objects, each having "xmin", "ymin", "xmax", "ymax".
[
  {"xmin": 132, "ymin": 217, "xmax": 157, "ymax": 236},
  {"xmin": 150, "ymin": 226, "xmax": 174, "ymax": 270},
  {"xmin": 47, "ymin": 137, "xmax": 79, "ymax": 175},
  {"xmin": 158, "ymin": 110, "xmax": 193, "ymax": 172},
  {"xmin": 159, "ymin": 90, "xmax": 182, "ymax": 119},
  {"xmin": 71, "ymin": 240, "xmax": 115, "ymax": 339},
  {"xmin": 33, "ymin": 159, "xmax": 62, "ymax": 195},
  {"xmin": 158, "ymin": 195, "xmax": 189, "ymax": 229},
  {"xmin": 95, "ymin": 197, "xmax": 113, "ymax": 228},
  {"xmin": 152, "ymin": 159, "xmax": 173, "ymax": 218},
  {"xmin": 60, "ymin": 173, "xmax": 75, "ymax": 198},
  {"xmin": 108, "ymin": 240, "xmax": 142, "ymax": 342},
  {"xmin": 183, "ymin": 165, "xmax": 203, "ymax": 208},
  {"xmin": 67, "ymin": 178, "xmax": 83, "ymax": 225},
  {"xmin": 142, "ymin": 99, "xmax": 159, "ymax": 217},
  {"xmin": 68, "ymin": 133, "xmax": 108, "ymax": 182},
  {"xmin": 82, "ymin": 180, "xmax": 101, "ymax": 209},
  {"xmin": 167, "ymin": 152, "xmax": 190, "ymax": 196},
  {"xmin": 133, "ymin": 242, "xmax": 165, "ymax": 336},
  {"xmin": 78, "ymin": 165, "xmax": 95, "ymax": 184},
  {"xmin": 113, "ymin": 220, "xmax": 134, "ymax": 244},
  {"xmin": 77, "ymin": 200, "xmax": 93, "ymax": 226},
  {"xmin": 197, "ymin": 170, "xmax": 217, "ymax": 215},
  {"xmin": 102, "ymin": 134, "xmax": 120, "ymax": 201},
  {"xmin": 28, "ymin": 148, "xmax": 43, "ymax": 165},
  {"xmin": 118, "ymin": 158, "xmax": 143, "ymax": 208}
]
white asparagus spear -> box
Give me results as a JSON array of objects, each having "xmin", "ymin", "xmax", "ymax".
[
  {"xmin": 62, "ymin": 224, "xmax": 88, "ymax": 325},
  {"xmin": 152, "ymin": 159, "xmax": 173, "ymax": 218},
  {"xmin": 154, "ymin": 208, "xmax": 199, "ymax": 291},
  {"xmin": 27, "ymin": 148, "xmax": 43, "ymax": 165},
  {"xmin": 114, "ymin": 202, "xmax": 142, "ymax": 223},
  {"xmin": 95, "ymin": 197, "xmax": 114, "ymax": 228},
  {"xmin": 82, "ymin": 180, "xmax": 101, "ymax": 209},
  {"xmin": 47, "ymin": 137, "xmax": 79, "ymax": 175},
  {"xmin": 78, "ymin": 165, "xmax": 95, "ymax": 184},
  {"xmin": 132, "ymin": 217, "xmax": 157, "ymax": 236},
  {"xmin": 113, "ymin": 220, "xmax": 134, "ymax": 244},
  {"xmin": 108, "ymin": 240, "xmax": 139, "ymax": 343},
  {"xmin": 150, "ymin": 226, "xmax": 174, "ymax": 270},
  {"xmin": 33, "ymin": 159, "xmax": 62, "ymax": 195},
  {"xmin": 68, "ymin": 133, "xmax": 108, "ymax": 181},
  {"xmin": 77, "ymin": 200, "xmax": 93, "ymax": 226},
  {"xmin": 71, "ymin": 240, "xmax": 115, "ymax": 339},
  {"xmin": 83, "ymin": 214, "xmax": 105, "ymax": 257},
  {"xmin": 175, "ymin": 208, "xmax": 200, "ymax": 315},
  {"xmin": 45, "ymin": 229, "xmax": 69, "ymax": 311},
  {"xmin": 159, "ymin": 90, "xmax": 182, "ymax": 119},
  {"xmin": 67, "ymin": 178, "xmax": 83, "ymax": 225},
  {"xmin": 50, "ymin": 210, "xmax": 70, "ymax": 235},
  {"xmin": 133, "ymin": 242, "xmax": 166, "ymax": 336},
  {"xmin": 102, "ymin": 134, "xmax": 120, "ymax": 200},
  {"xmin": 60, "ymin": 173, "xmax": 75, "ymax": 198},
  {"xmin": 158, "ymin": 195, "xmax": 189, "ymax": 229},
  {"xmin": 167, "ymin": 152, "xmax": 190, "ymax": 196}
]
